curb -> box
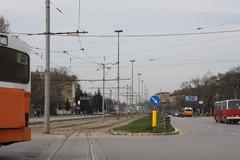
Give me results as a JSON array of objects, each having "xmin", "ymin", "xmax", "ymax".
[{"xmin": 110, "ymin": 127, "xmax": 180, "ymax": 136}]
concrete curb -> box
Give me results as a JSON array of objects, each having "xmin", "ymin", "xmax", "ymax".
[{"xmin": 110, "ymin": 127, "xmax": 180, "ymax": 136}]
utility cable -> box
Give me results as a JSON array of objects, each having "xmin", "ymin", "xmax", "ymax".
[
  {"xmin": 50, "ymin": 1, "xmax": 79, "ymax": 30},
  {"xmin": 119, "ymin": 60, "xmax": 240, "ymax": 68},
  {"xmin": 10, "ymin": 28, "xmax": 240, "ymax": 37},
  {"xmin": 30, "ymin": 46, "xmax": 99, "ymax": 65},
  {"xmin": 76, "ymin": 36, "xmax": 102, "ymax": 67}
]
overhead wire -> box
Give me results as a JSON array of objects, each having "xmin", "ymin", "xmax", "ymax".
[
  {"xmin": 30, "ymin": 46, "xmax": 100, "ymax": 65},
  {"xmin": 79, "ymin": 29, "xmax": 240, "ymax": 37},
  {"xmin": 119, "ymin": 59, "xmax": 240, "ymax": 69},
  {"xmin": 154, "ymin": 41, "xmax": 240, "ymax": 61},
  {"xmin": 75, "ymin": 0, "xmax": 102, "ymax": 67},
  {"xmin": 15, "ymin": 19, "xmax": 240, "ymax": 55},
  {"xmin": 13, "ymin": 6, "xmax": 240, "ymax": 82},
  {"xmin": 34, "ymin": 0, "xmax": 102, "ymax": 68},
  {"xmin": 119, "ymin": 40, "xmax": 240, "ymax": 64},
  {"xmin": 76, "ymin": 35, "xmax": 102, "ymax": 67},
  {"xmin": 195, "ymin": 20, "xmax": 240, "ymax": 31},
  {"xmin": 92, "ymin": 33, "xmax": 240, "ymax": 59},
  {"xmin": 50, "ymin": 0, "xmax": 82, "ymax": 30},
  {"xmin": 29, "ymin": 32, "xmax": 240, "ymax": 61},
  {"xmin": 10, "ymin": 29, "xmax": 240, "ymax": 37}
]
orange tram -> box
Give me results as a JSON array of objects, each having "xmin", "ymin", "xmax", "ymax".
[{"xmin": 0, "ymin": 34, "xmax": 31, "ymax": 146}]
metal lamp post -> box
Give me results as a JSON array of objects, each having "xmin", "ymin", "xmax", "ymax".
[
  {"xmin": 137, "ymin": 73, "xmax": 142, "ymax": 105},
  {"xmin": 114, "ymin": 30, "xmax": 123, "ymax": 119},
  {"xmin": 130, "ymin": 60, "xmax": 135, "ymax": 111}
]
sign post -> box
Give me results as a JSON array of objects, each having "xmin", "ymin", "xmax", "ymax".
[
  {"xmin": 149, "ymin": 95, "xmax": 161, "ymax": 129},
  {"xmin": 152, "ymin": 109, "xmax": 157, "ymax": 128}
]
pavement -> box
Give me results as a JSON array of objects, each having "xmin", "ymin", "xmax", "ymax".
[{"xmin": 1, "ymin": 116, "xmax": 240, "ymax": 160}]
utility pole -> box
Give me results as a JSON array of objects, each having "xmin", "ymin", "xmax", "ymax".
[
  {"xmin": 144, "ymin": 85, "xmax": 148, "ymax": 102},
  {"xmin": 137, "ymin": 73, "xmax": 142, "ymax": 115},
  {"xmin": 44, "ymin": 0, "xmax": 50, "ymax": 134},
  {"xmin": 141, "ymin": 80, "xmax": 144, "ymax": 104},
  {"xmin": 130, "ymin": 60, "xmax": 135, "ymax": 109},
  {"xmin": 126, "ymin": 84, "xmax": 129, "ymax": 117},
  {"xmin": 102, "ymin": 62, "xmax": 105, "ymax": 122},
  {"xmin": 126, "ymin": 84, "xmax": 129, "ymax": 106},
  {"xmin": 110, "ymin": 89, "xmax": 112, "ymax": 112},
  {"xmin": 137, "ymin": 73, "xmax": 142, "ymax": 105},
  {"xmin": 101, "ymin": 58, "xmax": 112, "ymax": 122},
  {"xmin": 114, "ymin": 30, "xmax": 123, "ymax": 119}
]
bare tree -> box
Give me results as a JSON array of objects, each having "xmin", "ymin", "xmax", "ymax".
[
  {"xmin": 0, "ymin": 16, "xmax": 10, "ymax": 33},
  {"xmin": 31, "ymin": 67, "xmax": 79, "ymax": 115},
  {"xmin": 173, "ymin": 65, "xmax": 240, "ymax": 115}
]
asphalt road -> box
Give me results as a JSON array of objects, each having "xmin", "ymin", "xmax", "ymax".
[{"xmin": 1, "ymin": 116, "xmax": 240, "ymax": 160}]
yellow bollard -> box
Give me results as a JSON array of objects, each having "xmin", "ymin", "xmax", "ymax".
[{"xmin": 152, "ymin": 109, "xmax": 157, "ymax": 128}]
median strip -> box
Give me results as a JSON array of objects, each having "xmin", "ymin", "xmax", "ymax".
[{"xmin": 111, "ymin": 116, "xmax": 179, "ymax": 136}]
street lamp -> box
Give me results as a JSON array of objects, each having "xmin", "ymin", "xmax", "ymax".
[
  {"xmin": 101, "ymin": 58, "xmax": 112, "ymax": 122},
  {"xmin": 137, "ymin": 73, "xmax": 142, "ymax": 105},
  {"xmin": 130, "ymin": 60, "xmax": 135, "ymax": 108},
  {"xmin": 114, "ymin": 30, "xmax": 123, "ymax": 119},
  {"xmin": 141, "ymin": 80, "xmax": 144, "ymax": 103},
  {"xmin": 102, "ymin": 63, "xmax": 105, "ymax": 122}
]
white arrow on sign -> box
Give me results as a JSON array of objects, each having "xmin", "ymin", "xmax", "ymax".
[{"xmin": 151, "ymin": 97, "xmax": 158, "ymax": 104}]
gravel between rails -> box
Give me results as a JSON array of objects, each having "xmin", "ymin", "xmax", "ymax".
[{"xmin": 30, "ymin": 116, "xmax": 140, "ymax": 135}]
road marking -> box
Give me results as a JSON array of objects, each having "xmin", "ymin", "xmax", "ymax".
[
  {"xmin": 217, "ymin": 128, "xmax": 223, "ymax": 131},
  {"xmin": 179, "ymin": 131, "xmax": 183, "ymax": 135},
  {"xmin": 231, "ymin": 132, "xmax": 239, "ymax": 136}
]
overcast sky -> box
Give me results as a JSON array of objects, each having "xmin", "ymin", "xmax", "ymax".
[{"xmin": 1, "ymin": 0, "xmax": 240, "ymax": 102}]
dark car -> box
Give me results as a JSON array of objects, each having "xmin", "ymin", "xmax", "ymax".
[{"xmin": 173, "ymin": 111, "xmax": 184, "ymax": 117}]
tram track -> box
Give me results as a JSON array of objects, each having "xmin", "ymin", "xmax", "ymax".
[
  {"xmin": 31, "ymin": 116, "xmax": 139, "ymax": 160},
  {"xmin": 30, "ymin": 116, "xmax": 113, "ymax": 134},
  {"xmin": 94, "ymin": 136, "xmax": 111, "ymax": 160},
  {"xmin": 42, "ymin": 130, "xmax": 111, "ymax": 160},
  {"xmin": 46, "ymin": 132, "xmax": 74, "ymax": 160},
  {"xmin": 86, "ymin": 131, "xmax": 111, "ymax": 160},
  {"xmin": 31, "ymin": 116, "xmax": 138, "ymax": 135},
  {"xmin": 86, "ymin": 132, "xmax": 96, "ymax": 160}
]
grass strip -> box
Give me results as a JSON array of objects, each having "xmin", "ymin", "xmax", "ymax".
[{"xmin": 113, "ymin": 115, "xmax": 174, "ymax": 133}]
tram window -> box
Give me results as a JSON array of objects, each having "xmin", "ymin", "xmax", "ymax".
[
  {"xmin": 228, "ymin": 101, "xmax": 240, "ymax": 109},
  {"xmin": 0, "ymin": 47, "xmax": 29, "ymax": 84}
]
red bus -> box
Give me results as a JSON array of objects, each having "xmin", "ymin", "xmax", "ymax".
[
  {"xmin": 214, "ymin": 99, "xmax": 240, "ymax": 124},
  {"xmin": 0, "ymin": 34, "xmax": 31, "ymax": 146}
]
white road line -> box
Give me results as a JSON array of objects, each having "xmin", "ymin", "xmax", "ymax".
[{"xmin": 231, "ymin": 132, "xmax": 239, "ymax": 136}]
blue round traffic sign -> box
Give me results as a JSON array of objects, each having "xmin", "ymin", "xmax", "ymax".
[{"xmin": 149, "ymin": 95, "xmax": 161, "ymax": 108}]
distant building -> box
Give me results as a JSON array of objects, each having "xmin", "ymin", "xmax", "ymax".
[
  {"xmin": 155, "ymin": 92, "xmax": 171, "ymax": 103},
  {"xmin": 170, "ymin": 93, "xmax": 177, "ymax": 103},
  {"xmin": 31, "ymin": 70, "xmax": 78, "ymax": 114},
  {"xmin": 62, "ymin": 81, "xmax": 77, "ymax": 108}
]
